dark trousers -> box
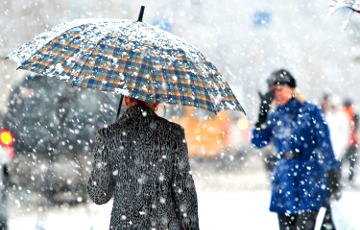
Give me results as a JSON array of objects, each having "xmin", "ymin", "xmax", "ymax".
[
  {"xmin": 278, "ymin": 208, "xmax": 336, "ymax": 230},
  {"xmin": 278, "ymin": 211, "xmax": 318, "ymax": 230},
  {"xmin": 322, "ymin": 204, "xmax": 336, "ymax": 230}
]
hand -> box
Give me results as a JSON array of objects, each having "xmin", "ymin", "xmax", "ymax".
[
  {"xmin": 327, "ymin": 169, "xmax": 341, "ymax": 200},
  {"xmin": 256, "ymin": 89, "xmax": 275, "ymax": 129}
]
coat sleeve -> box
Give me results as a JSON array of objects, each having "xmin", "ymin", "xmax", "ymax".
[
  {"xmin": 311, "ymin": 106, "xmax": 341, "ymax": 171},
  {"xmin": 171, "ymin": 127, "xmax": 200, "ymax": 230},
  {"xmin": 251, "ymin": 127, "xmax": 273, "ymax": 149},
  {"xmin": 251, "ymin": 112, "xmax": 273, "ymax": 149},
  {"xmin": 87, "ymin": 130, "xmax": 115, "ymax": 205}
]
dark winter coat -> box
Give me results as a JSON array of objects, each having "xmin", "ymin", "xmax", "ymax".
[
  {"xmin": 251, "ymin": 98, "xmax": 340, "ymax": 215},
  {"xmin": 87, "ymin": 105, "xmax": 199, "ymax": 230}
]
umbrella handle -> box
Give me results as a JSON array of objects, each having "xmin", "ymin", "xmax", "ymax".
[
  {"xmin": 116, "ymin": 95, "xmax": 124, "ymax": 120},
  {"xmin": 137, "ymin": 6, "xmax": 145, "ymax": 22}
]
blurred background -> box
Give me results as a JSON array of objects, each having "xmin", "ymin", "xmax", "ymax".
[
  {"xmin": 2, "ymin": 0, "xmax": 360, "ymax": 115},
  {"xmin": 1, "ymin": 0, "xmax": 360, "ymax": 229}
]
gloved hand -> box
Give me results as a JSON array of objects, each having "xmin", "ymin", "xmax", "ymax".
[
  {"xmin": 327, "ymin": 169, "xmax": 341, "ymax": 200},
  {"xmin": 255, "ymin": 89, "xmax": 275, "ymax": 129}
]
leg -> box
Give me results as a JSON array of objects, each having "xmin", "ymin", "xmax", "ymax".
[
  {"xmin": 321, "ymin": 204, "xmax": 335, "ymax": 230},
  {"xmin": 278, "ymin": 214, "xmax": 296, "ymax": 230},
  {"xmin": 294, "ymin": 211, "xmax": 318, "ymax": 230},
  {"xmin": 348, "ymin": 146, "xmax": 358, "ymax": 183},
  {"xmin": 342, "ymin": 147, "xmax": 352, "ymax": 182}
]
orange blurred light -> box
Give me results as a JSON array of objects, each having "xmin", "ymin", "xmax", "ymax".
[
  {"xmin": 237, "ymin": 117, "xmax": 250, "ymax": 131},
  {"xmin": 0, "ymin": 130, "xmax": 14, "ymax": 146},
  {"xmin": 220, "ymin": 120, "xmax": 231, "ymax": 131}
]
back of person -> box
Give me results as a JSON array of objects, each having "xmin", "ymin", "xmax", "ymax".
[{"xmin": 87, "ymin": 105, "xmax": 199, "ymax": 230}]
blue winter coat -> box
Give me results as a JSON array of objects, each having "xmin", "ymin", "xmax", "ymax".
[{"xmin": 251, "ymin": 98, "xmax": 340, "ymax": 215}]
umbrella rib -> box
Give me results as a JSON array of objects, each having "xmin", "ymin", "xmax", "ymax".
[
  {"xmin": 71, "ymin": 20, "xmax": 140, "ymax": 91},
  {"xmin": 11, "ymin": 20, "xmax": 91, "ymax": 67},
  {"xmin": 198, "ymin": 83, "xmax": 217, "ymax": 113},
  {"xmin": 69, "ymin": 21, "xmax": 136, "ymax": 87},
  {"xmin": 69, "ymin": 35, "xmax": 108, "ymax": 87}
]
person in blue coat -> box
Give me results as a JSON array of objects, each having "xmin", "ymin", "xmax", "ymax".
[{"xmin": 251, "ymin": 69, "xmax": 341, "ymax": 230}]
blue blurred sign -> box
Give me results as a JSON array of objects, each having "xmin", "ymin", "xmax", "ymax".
[
  {"xmin": 253, "ymin": 11, "xmax": 271, "ymax": 27},
  {"xmin": 153, "ymin": 17, "xmax": 172, "ymax": 32},
  {"xmin": 336, "ymin": 0, "xmax": 355, "ymax": 13},
  {"xmin": 339, "ymin": 7, "xmax": 353, "ymax": 14}
]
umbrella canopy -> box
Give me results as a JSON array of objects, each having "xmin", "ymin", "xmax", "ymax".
[{"xmin": 8, "ymin": 10, "xmax": 245, "ymax": 115}]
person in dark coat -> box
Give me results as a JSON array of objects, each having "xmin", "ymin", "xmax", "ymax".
[
  {"xmin": 87, "ymin": 96, "xmax": 200, "ymax": 230},
  {"xmin": 251, "ymin": 69, "xmax": 341, "ymax": 230}
]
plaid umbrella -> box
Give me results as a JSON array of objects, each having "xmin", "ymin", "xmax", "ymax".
[{"xmin": 8, "ymin": 7, "xmax": 245, "ymax": 117}]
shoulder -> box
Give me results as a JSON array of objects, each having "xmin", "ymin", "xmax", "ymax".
[
  {"xmin": 303, "ymin": 101, "xmax": 318, "ymax": 110},
  {"xmin": 300, "ymin": 102, "xmax": 328, "ymax": 127},
  {"xmin": 301, "ymin": 101, "xmax": 321, "ymax": 114},
  {"xmin": 298, "ymin": 102, "xmax": 323, "ymax": 122},
  {"xmin": 96, "ymin": 116, "xmax": 129, "ymax": 139},
  {"xmin": 171, "ymin": 122, "xmax": 185, "ymax": 136},
  {"xmin": 156, "ymin": 116, "xmax": 185, "ymax": 136},
  {"xmin": 96, "ymin": 126, "xmax": 115, "ymax": 140}
]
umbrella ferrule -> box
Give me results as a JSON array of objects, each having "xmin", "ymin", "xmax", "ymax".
[{"xmin": 137, "ymin": 6, "xmax": 145, "ymax": 22}]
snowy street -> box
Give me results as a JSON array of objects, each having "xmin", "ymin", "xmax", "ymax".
[
  {"xmin": 2, "ymin": 0, "xmax": 360, "ymax": 230},
  {"xmin": 8, "ymin": 191, "xmax": 359, "ymax": 229},
  {"xmin": 6, "ymin": 155, "xmax": 360, "ymax": 230}
]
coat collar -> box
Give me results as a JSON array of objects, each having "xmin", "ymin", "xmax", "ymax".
[{"xmin": 122, "ymin": 105, "xmax": 158, "ymax": 118}]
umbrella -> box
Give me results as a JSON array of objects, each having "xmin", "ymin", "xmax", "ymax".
[{"xmin": 8, "ymin": 6, "xmax": 245, "ymax": 119}]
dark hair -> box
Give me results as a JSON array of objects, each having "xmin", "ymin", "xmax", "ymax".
[
  {"xmin": 129, "ymin": 97, "xmax": 149, "ymax": 107},
  {"xmin": 343, "ymin": 98, "xmax": 353, "ymax": 106},
  {"xmin": 267, "ymin": 69, "xmax": 296, "ymax": 88}
]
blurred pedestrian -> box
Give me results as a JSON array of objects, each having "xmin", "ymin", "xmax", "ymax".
[
  {"xmin": 87, "ymin": 96, "xmax": 199, "ymax": 230},
  {"xmin": 319, "ymin": 94, "xmax": 349, "ymax": 160},
  {"xmin": 342, "ymin": 99, "xmax": 359, "ymax": 184},
  {"xmin": 320, "ymin": 93, "xmax": 331, "ymax": 115},
  {"xmin": 0, "ymin": 164, "xmax": 9, "ymax": 230},
  {"xmin": 318, "ymin": 94, "xmax": 349, "ymax": 229},
  {"xmin": 251, "ymin": 69, "xmax": 341, "ymax": 230}
]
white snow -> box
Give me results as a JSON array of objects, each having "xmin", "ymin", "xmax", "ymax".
[
  {"xmin": 6, "ymin": 190, "xmax": 360, "ymax": 230},
  {"xmin": 6, "ymin": 154, "xmax": 360, "ymax": 229}
]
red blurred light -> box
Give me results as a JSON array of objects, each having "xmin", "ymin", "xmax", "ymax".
[
  {"xmin": 237, "ymin": 117, "xmax": 250, "ymax": 131},
  {"xmin": 4, "ymin": 146, "xmax": 14, "ymax": 158},
  {"xmin": 0, "ymin": 130, "xmax": 14, "ymax": 146}
]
